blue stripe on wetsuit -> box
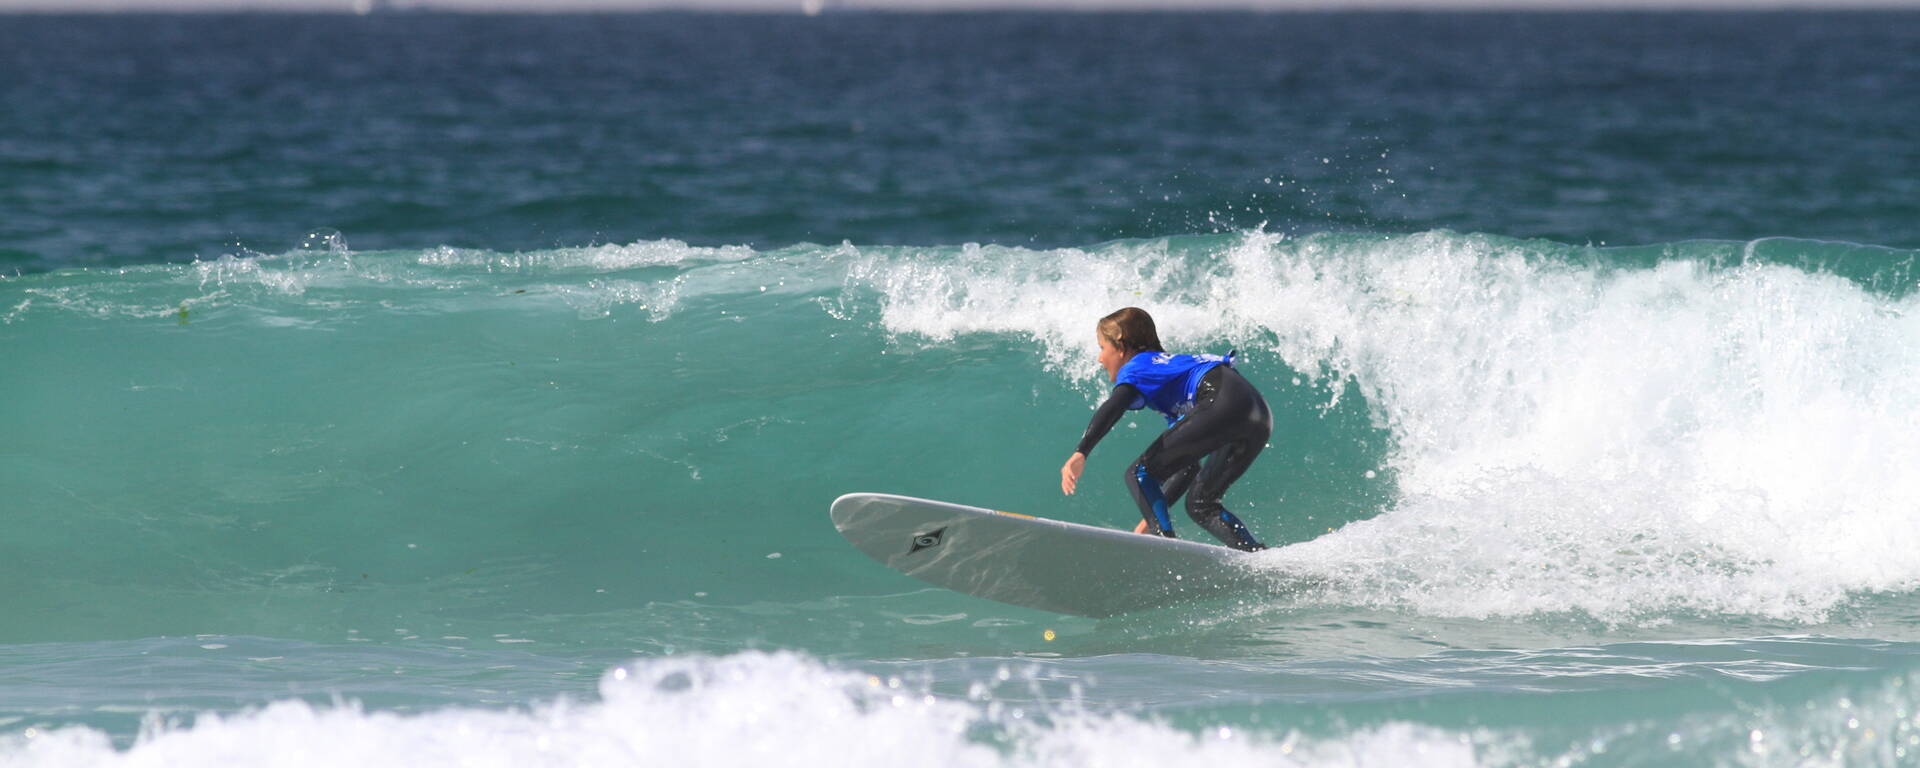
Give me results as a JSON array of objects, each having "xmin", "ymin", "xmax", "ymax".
[{"xmin": 1134, "ymin": 464, "xmax": 1174, "ymax": 535}]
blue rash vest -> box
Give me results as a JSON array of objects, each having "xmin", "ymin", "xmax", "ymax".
[{"xmin": 1114, "ymin": 350, "xmax": 1234, "ymax": 424}]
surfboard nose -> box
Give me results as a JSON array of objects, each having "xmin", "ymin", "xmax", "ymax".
[{"xmin": 829, "ymin": 492, "xmax": 892, "ymax": 533}]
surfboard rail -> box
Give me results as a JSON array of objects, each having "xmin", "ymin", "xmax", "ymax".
[{"xmin": 830, "ymin": 492, "xmax": 1261, "ymax": 618}]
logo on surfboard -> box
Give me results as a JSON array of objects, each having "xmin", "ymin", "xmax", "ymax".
[{"xmin": 907, "ymin": 527, "xmax": 946, "ymax": 555}]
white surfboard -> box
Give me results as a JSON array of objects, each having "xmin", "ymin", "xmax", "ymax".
[{"xmin": 830, "ymin": 492, "xmax": 1281, "ymax": 618}]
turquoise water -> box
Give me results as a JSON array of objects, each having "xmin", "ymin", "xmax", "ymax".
[
  {"xmin": 8, "ymin": 10, "xmax": 1920, "ymax": 766},
  {"xmin": 6, "ymin": 231, "xmax": 1920, "ymax": 764}
]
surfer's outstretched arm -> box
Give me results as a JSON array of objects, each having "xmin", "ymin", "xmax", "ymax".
[
  {"xmin": 1075, "ymin": 383, "xmax": 1141, "ymax": 456},
  {"xmin": 1061, "ymin": 383, "xmax": 1141, "ymax": 495}
]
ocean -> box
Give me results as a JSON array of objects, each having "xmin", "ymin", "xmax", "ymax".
[{"xmin": 3, "ymin": 10, "xmax": 1920, "ymax": 766}]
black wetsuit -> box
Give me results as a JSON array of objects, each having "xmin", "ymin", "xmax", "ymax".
[{"xmin": 1075, "ymin": 364, "xmax": 1272, "ymax": 551}]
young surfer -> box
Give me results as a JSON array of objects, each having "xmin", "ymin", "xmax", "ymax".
[{"xmin": 1059, "ymin": 307, "xmax": 1271, "ymax": 551}]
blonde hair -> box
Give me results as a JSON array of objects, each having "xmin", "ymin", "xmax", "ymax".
[{"xmin": 1097, "ymin": 307, "xmax": 1164, "ymax": 355}]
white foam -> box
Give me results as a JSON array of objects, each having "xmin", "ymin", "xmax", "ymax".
[
  {"xmin": 11, "ymin": 239, "xmax": 828, "ymax": 325},
  {"xmin": 0, "ymin": 652, "xmax": 1483, "ymax": 768},
  {"xmin": 845, "ymin": 239, "xmax": 1239, "ymax": 387},
  {"xmin": 847, "ymin": 230, "xmax": 1920, "ymax": 622},
  {"xmin": 414, "ymin": 240, "xmax": 755, "ymax": 273},
  {"xmin": 0, "ymin": 240, "xmax": 763, "ymax": 324}
]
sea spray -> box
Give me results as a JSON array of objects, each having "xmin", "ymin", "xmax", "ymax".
[{"xmin": 841, "ymin": 230, "xmax": 1920, "ymax": 622}]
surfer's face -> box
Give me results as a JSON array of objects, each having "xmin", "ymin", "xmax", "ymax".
[{"xmin": 1097, "ymin": 333, "xmax": 1127, "ymax": 381}]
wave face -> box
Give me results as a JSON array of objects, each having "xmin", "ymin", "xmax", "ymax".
[
  {"xmin": 4, "ymin": 231, "xmax": 1918, "ymax": 635},
  {"xmin": 6, "ymin": 230, "xmax": 1920, "ymax": 765}
]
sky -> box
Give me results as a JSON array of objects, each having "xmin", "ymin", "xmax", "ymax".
[{"xmin": 4, "ymin": 0, "xmax": 1916, "ymax": 11}]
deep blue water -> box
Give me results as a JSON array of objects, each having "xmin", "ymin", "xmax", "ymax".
[{"xmin": 5, "ymin": 11, "xmax": 1919, "ymax": 274}]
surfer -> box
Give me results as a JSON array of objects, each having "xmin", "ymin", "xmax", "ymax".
[{"xmin": 1059, "ymin": 307, "xmax": 1271, "ymax": 551}]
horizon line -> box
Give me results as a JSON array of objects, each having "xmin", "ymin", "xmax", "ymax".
[{"xmin": 6, "ymin": 2, "xmax": 1919, "ymax": 12}]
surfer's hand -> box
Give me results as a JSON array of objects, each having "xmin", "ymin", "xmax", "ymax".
[{"xmin": 1060, "ymin": 452, "xmax": 1086, "ymax": 495}]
